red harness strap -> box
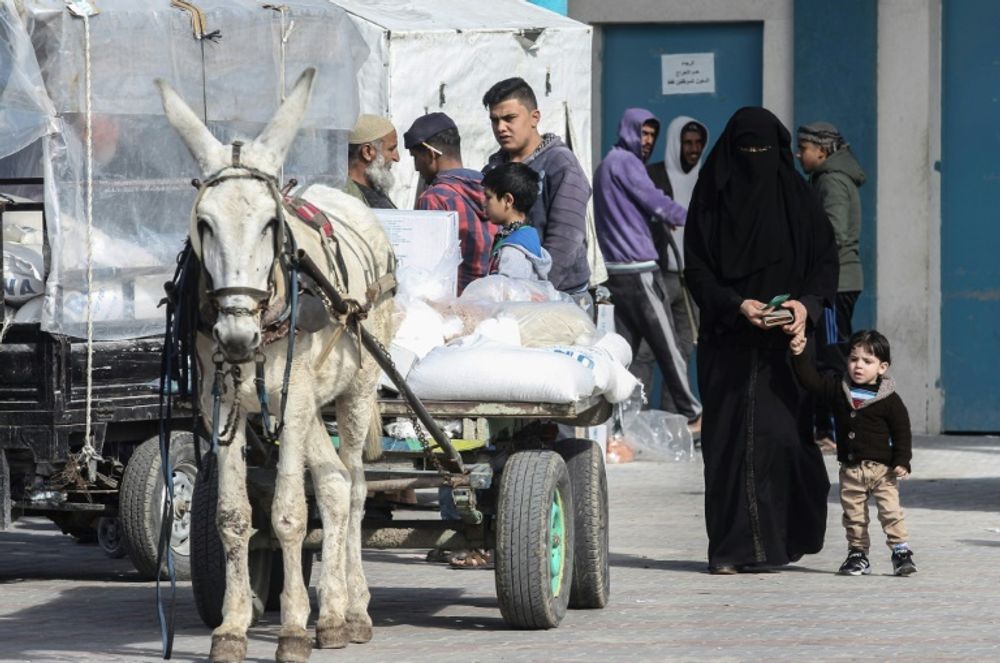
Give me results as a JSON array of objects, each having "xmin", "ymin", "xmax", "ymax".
[{"xmin": 283, "ymin": 195, "xmax": 334, "ymax": 238}]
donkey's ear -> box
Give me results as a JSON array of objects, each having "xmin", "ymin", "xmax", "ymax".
[
  {"xmin": 155, "ymin": 78, "xmax": 225, "ymax": 176},
  {"xmin": 254, "ymin": 68, "xmax": 317, "ymax": 172}
]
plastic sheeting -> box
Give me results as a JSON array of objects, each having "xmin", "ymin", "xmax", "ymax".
[
  {"xmin": 0, "ymin": 0, "xmax": 56, "ymax": 161},
  {"xmin": 4, "ymin": 0, "xmax": 367, "ymax": 339}
]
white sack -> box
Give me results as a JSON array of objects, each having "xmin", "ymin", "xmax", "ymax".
[
  {"xmin": 407, "ymin": 337, "xmax": 595, "ymax": 404},
  {"xmin": 3, "ymin": 242, "xmax": 45, "ymax": 304},
  {"xmin": 549, "ymin": 333, "xmax": 641, "ymax": 404},
  {"xmin": 13, "ymin": 295, "xmax": 43, "ymax": 323}
]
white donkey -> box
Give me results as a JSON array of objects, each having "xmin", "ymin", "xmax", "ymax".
[{"xmin": 157, "ymin": 69, "xmax": 394, "ymax": 663}]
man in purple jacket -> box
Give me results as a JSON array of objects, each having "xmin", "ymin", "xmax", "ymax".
[{"xmin": 594, "ymin": 107, "xmax": 702, "ymax": 426}]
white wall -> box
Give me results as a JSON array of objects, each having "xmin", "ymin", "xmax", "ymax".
[
  {"xmin": 876, "ymin": 0, "xmax": 942, "ymax": 433},
  {"xmin": 570, "ymin": 0, "xmax": 794, "ymax": 164}
]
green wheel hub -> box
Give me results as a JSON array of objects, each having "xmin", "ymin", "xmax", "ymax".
[{"xmin": 549, "ymin": 489, "xmax": 566, "ymax": 596}]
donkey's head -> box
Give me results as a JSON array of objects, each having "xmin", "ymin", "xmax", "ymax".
[{"xmin": 157, "ymin": 69, "xmax": 316, "ymax": 362}]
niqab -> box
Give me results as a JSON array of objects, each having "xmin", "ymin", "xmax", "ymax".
[{"xmin": 690, "ymin": 107, "xmax": 817, "ymax": 282}]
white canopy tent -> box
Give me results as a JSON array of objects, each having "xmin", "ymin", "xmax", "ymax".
[{"xmin": 330, "ymin": 0, "xmax": 594, "ymax": 210}]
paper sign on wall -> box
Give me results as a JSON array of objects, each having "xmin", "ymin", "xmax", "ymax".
[{"xmin": 661, "ymin": 53, "xmax": 715, "ymax": 95}]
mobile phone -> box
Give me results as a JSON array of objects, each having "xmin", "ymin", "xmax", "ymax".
[{"xmin": 763, "ymin": 293, "xmax": 790, "ymax": 310}]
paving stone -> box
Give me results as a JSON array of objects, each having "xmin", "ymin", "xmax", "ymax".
[{"xmin": 1, "ymin": 434, "xmax": 998, "ymax": 661}]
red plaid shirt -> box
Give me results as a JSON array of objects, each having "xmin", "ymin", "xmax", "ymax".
[{"xmin": 416, "ymin": 169, "xmax": 497, "ymax": 294}]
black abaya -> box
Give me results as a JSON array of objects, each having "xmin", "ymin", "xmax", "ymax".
[{"xmin": 684, "ymin": 108, "xmax": 838, "ymax": 568}]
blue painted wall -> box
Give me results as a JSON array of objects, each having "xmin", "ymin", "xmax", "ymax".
[
  {"xmin": 600, "ymin": 23, "xmax": 763, "ymax": 160},
  {"xmin": 527, "ymin": 0, "xmax": 567, "ymax": 15},
  {"xmin": 940, "ymin": 1, "xmax": 1000, "ymax": 431},
  {"xmin": 793, "ymin": 0, "xmax": 878, "ymax": 332}
]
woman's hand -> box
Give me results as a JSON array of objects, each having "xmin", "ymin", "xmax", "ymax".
[
  {"xmin": 780, "ymin": 300, "xmax": 808, "ymax": 336},
  {"xmin": 740, "ymin": 299, "xmax": 767, "ymax": 328}
]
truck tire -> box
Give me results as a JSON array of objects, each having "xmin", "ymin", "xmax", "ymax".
[
  {"xmin": 190, "ymin": 453, "xmax": 271, "ymax": 629},
  {"xmin": 97, "ymin": 517, "xmax": 128, "ymax": 559},
  {"xmin": 556, "ymin": 438, "xmax": 610, "ymax": 609},
  {"xmin": 495, "ymin": 450, "xmax": 575, "ymax": 630},
  {"xmin": 120, "ymin": 432, "xmax": 201, "ymax": 580}
]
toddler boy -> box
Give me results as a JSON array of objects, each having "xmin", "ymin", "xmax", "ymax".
[
  {"xmin": 790, "ymin": 329, "xmax": 917, "ymax": 576},
  {"xmin": 481, "ymin": 162, "xmax": 551, "ymax": 281}
]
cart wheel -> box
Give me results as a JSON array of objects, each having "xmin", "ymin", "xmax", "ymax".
[
  {"xmin": 264, "ymin": 549, "xmax": 316, "ymax": 612},
  {"xmin": 120, "ymin": 432, "xmax": 201, "ymax": 580},
  {"xmin": 189, "ymin": 453, "xmax": 271, "ymax": 629},
  {"xmin": 495, "ymin": 450, "xmax": 575, "ymax": 629},
  {"xmin": 97, "ymin": 516, "xmax": 128, "ymax": 559},
  {"xmin": 556, "ymin": 439, "xmax": 610, "ymax": 609}
]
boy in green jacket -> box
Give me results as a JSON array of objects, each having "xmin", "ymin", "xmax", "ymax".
[
  {"xmin": 797, "ymin": 122, "xmax": 866, "ymax": 451},
  {"xmin": 791, "ymin": 329, "xmax": 917, "ymax": 577}
]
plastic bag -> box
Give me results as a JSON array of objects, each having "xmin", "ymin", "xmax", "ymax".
[
  {"xmin": 460, "ymin": 274, "xmax": 572, "ymax": 304},
  {"xmin": 618, "ymin": 395, "xmax": 694, "ymax": 462},
  {"xmin": 496, "ymin": 301, "xmax": 598, "ymax": 348}
]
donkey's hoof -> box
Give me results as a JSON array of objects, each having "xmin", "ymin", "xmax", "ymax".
[
  {"xmin": 315, "ymin": 622, "xmax": 349, "ymax": 649},
  {"xmin": 209, "ymin": 632, "xmax": 247, "ymax": 663},
  {"xmin": 347, "ymin": 619, "xmax": 373, "ymax": 644},
  {"xmin": 276, "ymin": 628, "xmax": 313, "ymax": 663}
]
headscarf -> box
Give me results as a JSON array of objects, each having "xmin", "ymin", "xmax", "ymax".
[
  {"xmin": 663, "ymin": 116, "xmax": 709, "ymax": 209},
  {"xmin": 796, "ymin": 121, "xmax": 847, "ymax": 155},
  {"xmin": 689, "ymin": 107, "xmax": 819, "ymax": 282}
]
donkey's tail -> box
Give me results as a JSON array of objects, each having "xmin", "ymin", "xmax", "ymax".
[{"xmin": 362, "ymin": 404, "xmax": 383, "ymax": 462}]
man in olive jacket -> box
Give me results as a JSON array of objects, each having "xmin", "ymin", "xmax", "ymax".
[{"xmin": 797, "ymin": 121, "xmax": 866, "ymax": 447}]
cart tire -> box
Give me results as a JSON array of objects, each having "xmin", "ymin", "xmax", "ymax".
[
  {"xmin": 189, "ymin": 453, "xmax": 271, "ymax": 628},
  {"xmin": 97, "ymin": 517, "xmax": 128, "ymax": 559},
  {"xmin": 495, "ymin": 450, "xmax": 575, "ymax": 630},
  {"xmin": 120, "ymin": 433, "xmax": 200, "ymax": 580},
  {"xmin": 264, "ymin": 550, "xmax": 316, "ymax": 612},
  {"xmin": 557, "ymin": 439, "xmax": 610, "ymax": 609}
]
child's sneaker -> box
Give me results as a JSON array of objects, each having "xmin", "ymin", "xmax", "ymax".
[
  {"xmin": 838, "ymin": 549, "xmax": 871, "ymax": 576},
  {"xmin": 891, "ymin": 548, "xmax": 917, "ymax": 576}
]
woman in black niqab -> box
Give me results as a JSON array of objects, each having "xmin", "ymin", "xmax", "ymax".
[{"xmin": 684, "ymin": 107, "xmax": 839, "ymax": 573}]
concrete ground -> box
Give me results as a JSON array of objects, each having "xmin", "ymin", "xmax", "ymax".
[{"xmin": 1, "ymin": 434, "xmax": 999, "ymax": 662}]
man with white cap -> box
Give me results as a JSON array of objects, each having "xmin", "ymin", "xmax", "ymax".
[
  {"xmin": 343, "ymin": 113, "xmax": 400, "ymax": 208},
  {"xmin": 646, "ymin": 115, "xmax": 709, "ymax": 369}
]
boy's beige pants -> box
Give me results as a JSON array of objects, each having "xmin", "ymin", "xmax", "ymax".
[{"xmin": 839, "ymin": 460, "xmax": 909, "ymax": 552}]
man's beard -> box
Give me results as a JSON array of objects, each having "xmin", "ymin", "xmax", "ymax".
[{"xmin": 365, "ymin": 153, "xmax": 395, "ymax": 194}]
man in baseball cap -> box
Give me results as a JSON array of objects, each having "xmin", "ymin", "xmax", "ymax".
[
  {"xmin": 404, "ymin": 112, "xmax": 496, "ymax": 293},
  {"xmin": 344, "ymin": 114, "xmax": 399, "ymax": 208}
]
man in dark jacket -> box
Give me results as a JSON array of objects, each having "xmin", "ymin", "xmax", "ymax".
[
  {"xmin": 481, "ymin": 77, "xmax": 591, "ymax": 297},
  {"xmin": 797, "ymin": 121, "xmax": 866, "ymax": 449},
  {"xmin": 405, "ymin": 112, "xmax": 497, "ymax": 294},
  {"xmin": 594, "ymin": 107, "xmax": 701, "ymax": 425}
]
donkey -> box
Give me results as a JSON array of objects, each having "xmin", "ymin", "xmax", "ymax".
[{"xmin": 157, "ymin": 69, "xmax": 395, "ymax": 663}]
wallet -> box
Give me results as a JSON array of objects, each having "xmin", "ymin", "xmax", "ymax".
[{"xmin": 762, "ymin": 308, "xmax": 794, "ymax": 327}]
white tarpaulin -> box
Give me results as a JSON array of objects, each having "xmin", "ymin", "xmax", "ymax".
[
  {"xmin": 1, "ymin": 0, "xmax": 367, "ymax": 339},
  {"xmin": 330, "ymin": 0, "xmax": 594, "ymax": 211}
]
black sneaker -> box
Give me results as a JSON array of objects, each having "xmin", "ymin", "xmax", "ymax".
[
  {"xmin": 838, "ymin": 549, "xmax": 871, "ymax": 576},
  {"xmin": 892, "ymin": 549, "xmax": 917, "ymax": 576}
]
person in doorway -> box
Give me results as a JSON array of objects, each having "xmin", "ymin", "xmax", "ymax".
[
  {"xmin": 482, "ymin": 162, "xmax": 552, "ymax": 281},
  {"xmin": 790, "ymin": 329, "xmax": 917, "ymax": 577},
  {"xmin": 481, "ymin": 77, "xmax": 592, "ymax": 302},
  {"xmin": 593, "ymin": 107, "xmax": 701, "ymax": 429},
  {"xmin": 647, "ymin": 116, "xmax": 708, "ymax": 368},
  {"xmin": 684, "ymin": 107, "xmax": 839, "ymax": 574},
  {"xmin": 405, "ymin": 112, "xmax": 496, "ymax": 294},
  {"xmin": 796, "ymin": 122, "xmax": 866, "ymax": 453},
  {"xmin": 343, "ymin": 114, "xmax": 400, "ymax": 208}
]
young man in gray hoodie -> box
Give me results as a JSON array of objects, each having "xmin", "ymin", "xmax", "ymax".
[
  {"xmin": 797, "ymin": 121, "xmax": 866, "ymax": 449},
  {"xmin": 482, "ymin": 78, "xmax": 591, "ymax": 299}
]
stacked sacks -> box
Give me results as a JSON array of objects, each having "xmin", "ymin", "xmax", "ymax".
[{"xmin": 2, "ymin": 221, "xmax": 45, "ymax": 323}]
